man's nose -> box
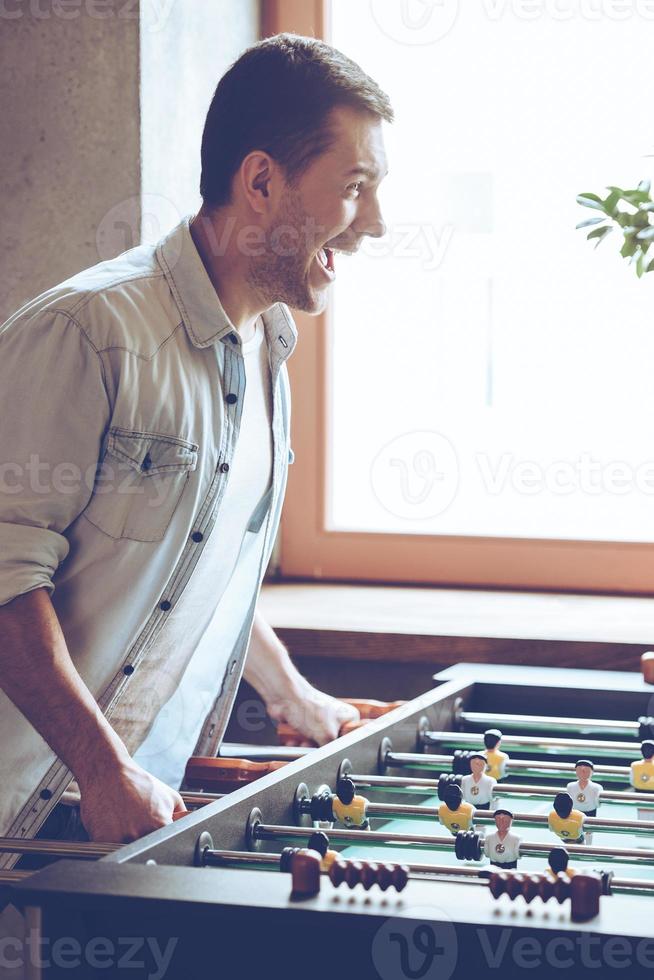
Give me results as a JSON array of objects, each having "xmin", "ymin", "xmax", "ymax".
[{"xmin": 355, "ymin": 197, "xmax": 386, "ymax": 240}]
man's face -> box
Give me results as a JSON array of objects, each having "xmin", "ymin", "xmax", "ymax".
[
  {"xmin": 576, "ymin": 765, "xmax": 592, "ymax": 782},
  {"xmin": 470, "ymin": 757, "xmax": 486, "ymax": 777},
  {"xmin": 495, "ymin": 813, "xmax": 512, "ymax": 834},
  {"xmin": 248, "ymin": 105, "xmax": 388, "ymax": 313}
]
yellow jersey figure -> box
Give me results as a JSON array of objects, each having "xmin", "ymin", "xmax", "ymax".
[
  {"xmin": 548, "ymin": 792, "xmax": 585, "ymax": 843},
  {"xmin": 483, "ymin": 729, "xmax": 509, "ymax": 780},
  {"xmin": 331, "ymin": 777, "xmax": 369, "ymax": 828},
  {"xmin": 547, "ymin": 847, "xmax": 576, "ymax": 880},
  {"xmin": 438, "ymin": 784, "xmax": 475, "ymax": 836},
  {"xmin": 630, "ymin": 740, "xmax": 654, "ymax": 792}
]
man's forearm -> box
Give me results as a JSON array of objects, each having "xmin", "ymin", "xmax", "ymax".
[
  {"xmin": 243, "ymin": 608, "xmax": 304, "ymax": 704},
  {"xmin": 0, "ymin": 587, "xmax": 129, "ymax": 784}
]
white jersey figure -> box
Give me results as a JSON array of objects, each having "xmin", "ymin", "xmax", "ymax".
[
  {"xmin": 461, "ymin": 754, "xmax": 496, "ymax": 808},
  {"xmin": 483, "ymin": 809, "xmax": 521, "ymax": 868},
  {"xmin": 566, "ymin": 759, "xmax": 602, "ymax": 843}
]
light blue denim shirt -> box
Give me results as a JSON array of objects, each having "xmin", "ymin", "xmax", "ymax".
[{"xmin": 0, "ymin": 216, "xmax": 297, "ymax": 849}]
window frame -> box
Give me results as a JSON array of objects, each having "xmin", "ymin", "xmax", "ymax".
[{"xmin": 263, "ymin": 0, "xmax": 654, "ymax": 595}]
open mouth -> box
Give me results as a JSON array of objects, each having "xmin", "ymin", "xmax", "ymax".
[{"xmin": 316, "ymin": 246, "xmax": 335, "ymax": 276}]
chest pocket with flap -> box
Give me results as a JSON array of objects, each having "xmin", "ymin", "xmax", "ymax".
[{"xmin": 84, "ymin": 428, "xmax": 199, "ymax": 543}]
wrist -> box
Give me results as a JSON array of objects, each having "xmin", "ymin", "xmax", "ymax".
[
  {"xmin": 74, "ymin": 727, "xmax": 131, "ymax": 788},
  {"xmin": 264, "ymin": 672, "xmax": 312, "ymax": 712}
]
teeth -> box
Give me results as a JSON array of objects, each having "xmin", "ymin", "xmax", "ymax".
[{"xmin": 317, "ymin": 248, "xmax": 328, "ymax": 267}]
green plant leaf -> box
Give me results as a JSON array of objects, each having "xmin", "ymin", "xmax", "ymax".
[
  {"xmin": 621, "ymin": 237, "xmax": 638, "ymax": 258},
  {"xmin": 587, "ymin": 226, "xmax": 612, "ymax": 246},
  {"xmin": 647, "ymin": 258, "xmax": 654, "ymax": 273},
  {"xmin": 576, "ymin": 193, "xmax": 606, "ymax": 211},
  {"xmin": 603, "ymin": 189, "xmax": 621, "ymax": 215},
  {"xmin": 637, "ymin": 252, "xmax": 645, "ymax": 277},
  {"xmin": 576, "ymin": 217, "xmax": 606, "ymax": 229}
]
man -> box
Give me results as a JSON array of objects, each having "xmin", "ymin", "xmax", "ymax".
[
  {"xmin": 0, "ymin": 33, "xmax": 393, "ymax": 855},
  {"xmin": 461, "ymin": 752, "xmax": 496, "ymax": 809},
  {"xmin": 483, "ymin": 808, "xmax": 521, "ymax": 869}
]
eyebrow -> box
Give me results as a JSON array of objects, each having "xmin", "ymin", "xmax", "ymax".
[{"xmin": 343, "ymin": 164, "xmax": 389, "ymax": 181}]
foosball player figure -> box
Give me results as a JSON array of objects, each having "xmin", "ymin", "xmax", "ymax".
[
  {"xmin": 309, "ymin": 778, "xmax": 369, "ymax": 829},
  {"xmin": 548, "ymin": 792, "xmax": 585, "ymax": 844},
  {"xmin": 438, "ymin": 784, "xmax": 475, "ymax": 836},
  {"xmin": 307, "ymin": 831, "xmax": 339, "ymax": 873},
  {"xmin": 547, "ymin": 847, "xmax": 576, "ymax": 881},
  {"xmin": 461, "ymin": 753, "xmax": 496, "ymax": 810},
  {"xmin": 566, "ymin": 759, "xmax": 602, "ymax": 843},
  {"xmin": 630, "ymin": 740, "xmax": 654, "ymax": 820},
  {"xmin": 483, "ymin": 808, "xmax": 522, "ymax": 869},
  {"xmin": 483, "ymin": 729, "xmax": 509, "ymax": 780}
]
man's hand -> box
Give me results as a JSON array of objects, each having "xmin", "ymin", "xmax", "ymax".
[
  {"xmin": 79, "ymin": 759, "xmax": 187, "ymax": 843},
  {"xmin": 266, "ymin": 679, "xmax": 360, "ymax": 747}
]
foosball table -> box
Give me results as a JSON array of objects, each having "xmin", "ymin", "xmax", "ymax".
[{"xmin": 7, "ymin": 662, "xmax": 654, "ymax": 979}]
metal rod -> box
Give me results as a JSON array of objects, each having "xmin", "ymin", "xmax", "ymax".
[
  {"xmin": 0, "ymin": 870, "xmax": 33, "ymax": 882},
  {"xmin": 254, "ymin": 823, "xmax": 654, "ymax": 864},
  {"xmin": 386, "ymin": 751, "xmax": 633, "ymax": 779},
  {"xmin": 219, "ymin": 743, "xmax": 310, "ymax": 761},
  {"xmin": 0, "ymin": 837, "xmax": 115, "ymax": 858},
  {"xmin": 355, "ymin": 801, "xmax": 654, "ymax": 834},
  {"xmin": 457, "ymin": 710, "xmax": 641, "ymax": 738},
  {"xmin": 423, "ymin": 730, "xmax": 643, "ymax": 756},
  {"xmin": 349, "ymin": 773, "xmax": 654, "ymax": 806},
  {"xmin": 205, "ymin": 846, "xmax": 654, "ymax": 895},
  {"xmin": 181, "ymin": 792, "xmax": 223, "ymax": 808}
]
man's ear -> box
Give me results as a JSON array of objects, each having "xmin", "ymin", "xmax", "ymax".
[{"xmin": 240, "ymin": 151, "xmax": 280, "ymax": 215}]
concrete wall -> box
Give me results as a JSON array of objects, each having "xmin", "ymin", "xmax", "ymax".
[
  {"xmin": 0, "ymin": 0, "xmax": 261, "ymax": 322},
  {"xmin": 140, "ymin": 0, "xmax": 259, "ymax": 244},
  {"xmin": 0, "ymin": 3, "xmax": 140, "ymax": 322}
]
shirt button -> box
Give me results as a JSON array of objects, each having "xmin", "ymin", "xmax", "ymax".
[
  {"xmin": 123, "ymin": 664, "xmax": 135, "ymax": 675},
  {"xmin": 228, "ymin": 333, "xmax": 239, "ymax": 344},
  {"xmin": 220, "ymin": 462, "xmax": 230, "ymax": 473},
  {"xmin": 160, "ymin": 600, "xmax": 172, "ymax": 611},
  {"xmin": 225, "ymin": 393, "xmax": 238, "ymax": 405},
  {"xmin": 40, "ymin": 789, "xmax": 53, "ymax": 800},
  {"xmin": 191, "ymin": 531, "xmax": 203, "ymax": 543}
]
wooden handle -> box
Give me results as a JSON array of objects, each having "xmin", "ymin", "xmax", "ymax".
[
  {"xmin": 642, "ymin": 652, "xmax": 654, "ymax": 685},
  {"xmin": 276, "ymin": 698, "xmax": 406, "ymax": 746},
  {"xmin": 184, "ymin": 756, "xmax": 287, "ymax": 793}
]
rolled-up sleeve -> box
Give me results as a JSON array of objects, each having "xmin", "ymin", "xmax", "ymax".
[{"xmin": 0, "ymin": 309, "xmax": 110, "ymax": 606}]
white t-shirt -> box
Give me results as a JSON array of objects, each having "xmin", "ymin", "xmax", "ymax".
[
  {"xmin": 565, "ymin": 779, "xmax": 602, "ymax": 813},
  {"xmin": 484, "ymin": 830, "xmax": 522, "ymax": 864},
  {"xmin": 114, "ymin": 317, "xmax": 273, "ymax": 787},
  {"xmin": 461, "ymin": 772, "xmax": 496, "ymax": 805}
]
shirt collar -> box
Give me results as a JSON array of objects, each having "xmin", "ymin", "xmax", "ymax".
[{"xmin": 156, "ymin": 214, "xmax": 297, "ymax": 362}]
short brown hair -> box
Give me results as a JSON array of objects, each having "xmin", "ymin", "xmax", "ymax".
[{"xmin": 199, "ymin": 33, "xmax": 394, "ymax": 208}]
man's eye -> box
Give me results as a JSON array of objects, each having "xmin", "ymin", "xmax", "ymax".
[{"xmin": 346, "ymin": 182, "xmax": 362, "ymax": 195}]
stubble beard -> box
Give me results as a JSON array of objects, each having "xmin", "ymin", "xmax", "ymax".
[{"xmin": 245, "ymin": 187, "xmax": 325, "ymax": 314}]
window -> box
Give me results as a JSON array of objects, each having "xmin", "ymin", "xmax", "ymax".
[{"xmin": 269, "ymin": 0, "xmax": 654, "ymax": 592}]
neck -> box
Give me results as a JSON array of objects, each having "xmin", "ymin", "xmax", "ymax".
[{"xmin": 190, "ymin": 207, "xmax": 265, "ymax": 342}]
